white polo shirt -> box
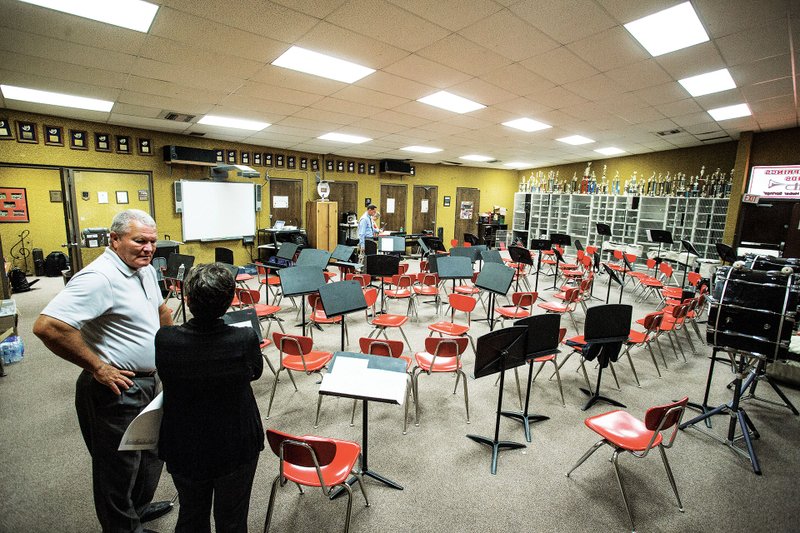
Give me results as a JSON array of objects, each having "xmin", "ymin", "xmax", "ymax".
[{"xmin": 41, "ymin": 247, "xmax": 162, "ymax": 372}]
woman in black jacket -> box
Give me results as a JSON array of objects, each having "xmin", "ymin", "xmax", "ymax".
[{"xmin": 156, "ymin": 263, "xmax": 263, "ymax": 533}]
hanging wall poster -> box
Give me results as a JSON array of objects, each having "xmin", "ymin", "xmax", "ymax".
[
  {"xmin": 460, "ymin": 201, "xmax": 473, "ymax": 219},
  {"xmin": 0, "ymin": 187, "xmax": 29, "ymax": 222}
]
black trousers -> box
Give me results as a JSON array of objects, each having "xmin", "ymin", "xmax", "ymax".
[
  {"xmin": 171, "ymin": 459, "xmax": 258, "ymax": 533},
  {"xmin": 75, "ymin": 371, "xmax": 164, "ymax": 533}
]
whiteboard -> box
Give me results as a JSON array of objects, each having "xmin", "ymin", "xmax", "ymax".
[{"xmin": 179, "ymin": 181, "xmax": 256, "ymax": 241}]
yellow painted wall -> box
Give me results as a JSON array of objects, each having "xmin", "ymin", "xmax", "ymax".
[{"xmin": 0, "ymin": 108, "xmax": 521, "ymax": 267}]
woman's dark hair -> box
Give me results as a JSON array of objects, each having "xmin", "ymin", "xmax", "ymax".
[{"xmin": 183, "ymin": 263, "xmax": 235, "ymax": 320}]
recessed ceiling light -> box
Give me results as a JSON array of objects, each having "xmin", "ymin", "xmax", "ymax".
[
  {"xmin": 502, "ymin": 118, "xmax": 551, "ymax": 132},
  {"xmin": 0, "ymin": 84, "xmax": 113, "ymax": 112},
  {"xmin": 679, "ymin": 68, "xmax": 736, "ymax": 97},
  {"xmin": 417, "ymin": 91, "xmax": 485, "ymax": 114},
  {"xmin": 595, "ymin": 147, "xmax": 626, "ymax": 156},
  {"xmin": 197, "ymin": 115, "xmax": 270, "ymax": 131},
  {"xmin": 624, "ymin": 2, "xmax": 709, "ymax": 57},
  {"xmin": 272, "ymin": 46, "xmax": 375, "ymax": 83},
  {"xmin": 557, "ymin": 135, "xmax": 594, "ymax": 146},
  {"xmin": 20, "ymin": 0, "xmax": 159, "ymax": 33},
  {"xmin": 504, "ymin": 162, "xmax": 535, "ymax": 169},
  {"xmin": 401, "ymin": 145, "xmax": 442, "ymax": 153},
  {"xmin": 460, "ymin": 154, "xmax": 493, "ymax": 162},
  {"xmin": 318, "ymin": 132, "xmax": 372, "ymax": 144},
  {"xmin": 708, "ymin": 103, "xmax": 751, "ymax": 121}
]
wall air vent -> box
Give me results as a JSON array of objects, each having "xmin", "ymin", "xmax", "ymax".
[
  {"xmin": 656, "ymin": 128, "xmax": 683, "ymax": 136},
  {"xmin": 159, "ymin": 111, "xmax": 196, "ymax": 123},
  {"xmin": 441, "ymin": 160, "xmax": 463, "ymax": 166}
]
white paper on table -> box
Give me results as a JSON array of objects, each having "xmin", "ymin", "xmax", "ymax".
[
  {"xmin": 386, "ymin": 198, "xmax": 395, "ymax": 213},
  {"xmin": 332, "ymin": 356, "xmax": 369, "ymax": 374},
  {"xmin": 321, "ymin": 369, "xmax": 407, "ymax": 406},
  {"xmin": 118, "ymin": 392, "xmax": 163, "ymax": 451},
  {"xmin": 421, "ymin": 199, "xmax": 429, "ymax": 213},
  {"xmin": 273, "ymin": 195, "xmax": 289, "ymax": 208}
]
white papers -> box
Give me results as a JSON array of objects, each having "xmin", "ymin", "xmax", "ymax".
[
  {"xmin": 420, "ymin": 199, "xmax": 429, "ymax": 213},
  {"xmin": 386, "ymin": 198, "xmax": 395, "ymax": 213},
  {"xmin": 320, "ymin": 357, "xmax": 408, "ymax": 405},
  {"xmin": 118, "ymin": 392, "xmax": 163, "ymax": 451},
  {"xmin": 97, "ymin": 191, "xmax": 108, "ymax": 204},
  {"xmin": 273, "ymin": 195, "xmax": 289, "ymax": 208}
]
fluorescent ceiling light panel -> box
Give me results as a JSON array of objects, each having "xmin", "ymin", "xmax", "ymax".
[
  {"xmin": 595, "ymin": 147, "xmax": 625, "ymax": 156},
  {"xmin": 708, "ymin": 103, "xmax": 751, "ymax": 121},
  {"xmin": 417, "ymin": 91, "xmax": 485, "ymax": 114},
  {"xmin": 318, "ymin": 132, "xmax": 371, "ymax": 144},
  {"xmin": 1, "ymin": 84, "xmax": 113, "ymax": 112},
  {"xmin": 557, "ymin": 135, "xmax": 594, "ymax": 145},
  {"xmin": 502, "ymin": 118, "xmax": 551, "ymax": 132},
  {"xmin": 401, "ymin": 145, "xmax": 442, "ymax": 153},
  {"xmin": 198, "ymin": 115, "xmax": 270, "ymax": 131},
  {"xmin": 19, "ymin": 0, "xmax": 158, "ymax": 33},
  {"xmin": 504, "ymin": 161, "xmax": 535, "ymax": 169},
  {"xmin": 679, "ymin": 68, "xmax": 736, "ymax": 97},
  {"xmin": 460, "ymin": 154, "xmax": 493, "ymax": 162},
  {"xmin": 624, "ymin": 2, "xmax": 709, "ymax": 57},
  {"xmin": 272, "ymin": 46, "xmax": 375, "ymax": 83}
]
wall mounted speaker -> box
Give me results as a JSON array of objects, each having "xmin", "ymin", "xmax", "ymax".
[
  {"xmin": 174, "ymin": 181, "xmax": 182, "ymax": 213},
  {"xmin": 255, "ymin": 183, "xmax": 262, "ymax": 212}
]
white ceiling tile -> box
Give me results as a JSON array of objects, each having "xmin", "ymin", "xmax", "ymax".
[
  {"xmin": 730, "ymin": 54, "xmax": 793, "ymax": 86},
  {"xmin": 294, "ymin": 106, "xmax": 361, "ymax": 125},
  {"xmin": 0, "ymin": 68, "xmax": 120, "ymax": 101},
  {"xmin": 459, "ymin": 10, "xmax": 560, "ymax": 62},
  {"xmin": 234, "ymin": 81, "xmax": 323, "ymax": 107},
  {"xmin": 566, "ymin": 26, "xmax": 649, "ymax": 73},
  {"xmin": 655, "ymin": 99, "xmax": 705, "ymax": 118},
  {"xmin": 295, "ymin": 21, "xmax": 411, "ymax": 69},
  {"xmin": 595, "ymin": 0, "xmax": 679, "ymax": 23},
  {"xmin": 356, "ymin": 71, "xmax": 435, "ymax": 100},
  {"xmin": 331, "ymin": 85, "xmax": 408, "ymax": 109},
  {"xmin": 527, "ymin": 85, "xmax": 588, "ymax": 109},
  {"xmin": 522, "ymin": 46, "xmax": 601, "ymax": 85},
  {"xmin": 131, "ymin": 58, "xmax": 245, "ymax": 94},
  {"xmin": 604, "ymin": 59, "xmax": 672, "ymax": 92},
  {"xmin": 369, "ymin": 109, "xmax": 430, "ymax": 128},
  {"xmin": 741, "ymin": 77, "xmax": 794, "ymax": 102},
  {"xmin": 116, "ymin": 90, "xmax": 214, "ymax": 115},
  {"xmin": 348, "ymin": 117, "xmax": 407, "ymax": 134},
  {"xmin": 140, "ymin": 36, "xmax": 265, "ymax": 80},
  {"xmin": 252, "ymin": 65, "xmax": 346, "ymax": 96},
  {"xmin": 217, "ymin": 93, "xmax": 301, "ymax": 118},
  {"xmin": 108, "ymin": 113, "xmax": 193, "ymax": 132},
  {"xmin": 2, "ymin": 100, "xmax": 111, "ymax": 123},
  {"xmin": 417, "ymin": 33, "xmax": 512, "ymax": 77},
  {"xmin": 480, "ymin": 63, "xmax": 555, "ymax": 97},
  {"xmin": 563, "ymin": 74, "xmax": 625, "ymax": 101},
  {"xmin": 749, "ymin": 94, "xmax": 796, "ymax": 114},
  {"xmin": 716, "ymin": 18, "xmax": 791, "ymax": 66},
  {"xmin": 311, "ymin": 97, "xmax": 384, "ymax": 118},
  {"xmin": 0, "ymin": 51, "xmax": 128, "ymax": 90},
  {"xmin": 654, "ymin": 41, "xmax": 727, "ymax": 80},
  {"xmin": 694, "ymin": 0, "xmax": 792, "ymax": 38},
  {"xmin": 123, "ymin": 76, "xmax": 226, "ymax": 104},
  {"xmin": 383, "ymin": 54, "xmax": 472, "ymax": 89},
  {"xmin": 325, "ymin": 0, "xmax": 450, "ymax": 52},
  {"xmin": 386, "ymin": 0, "xmax": 502, "ymax": 31},
  {"xmin": 493, "ymin": 97, "xmax": 554, "ymax": 117},
  {"xmin": 444, "ymin": 77, "xmax": 518, "ymax": 106},
  {"xmin": 511, "ymin": 0, "xmax": 618, "ymax": 45},
  {"xmin": 270, "ymin": 0, "xmax": 349, "ymax": 19},
  {"xmin": 632, "ymin": 82, "xmax": 687, "ymax": 106}
]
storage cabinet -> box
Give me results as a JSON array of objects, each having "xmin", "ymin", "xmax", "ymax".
[
  {"xmin": 511, "ymin": 192, "xmax": 728, "ymax": 258},
  {"xmin": 306, "ymin": 200, "xmax": 338, "ymax": 252}
]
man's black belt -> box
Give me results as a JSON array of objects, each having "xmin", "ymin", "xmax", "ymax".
[{"xmin": 132, "ymin": 370, "xmax": 157, "ymax": 378}]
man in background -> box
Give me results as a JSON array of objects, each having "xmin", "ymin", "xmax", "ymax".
[
  {"xmin": 358, "ymin": 204, "xmax": 378, "ymax": 249},
  {"xmin": 34, "ymin": 209, "xmax": 174, "ymax": 533}
]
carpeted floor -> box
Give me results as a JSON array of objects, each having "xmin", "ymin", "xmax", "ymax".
[{"xmin": 1, "ymin": 263, "xmax": 799, "ymax": 533}]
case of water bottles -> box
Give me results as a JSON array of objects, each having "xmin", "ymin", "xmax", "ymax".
[{"xmin": 0, "ymin": 335, "xmax": 24, "ymax": 365}]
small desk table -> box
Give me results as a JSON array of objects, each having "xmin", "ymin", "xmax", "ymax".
[{"xmin": 319, "ymin": 352, "xmax": 408, "ymax": 496}]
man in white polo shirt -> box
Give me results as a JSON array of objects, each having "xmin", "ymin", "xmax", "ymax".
[{"xmin": 34, "ymin": 209, "xmax": 174, "ymax": 533}]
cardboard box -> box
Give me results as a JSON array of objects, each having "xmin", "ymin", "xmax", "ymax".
[{"xmin": 0, "ymin": 299, "xmax": 18, "ymax": 336}]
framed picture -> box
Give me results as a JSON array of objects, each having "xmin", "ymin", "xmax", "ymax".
[
  {"xmin": 16, "ymin": 121, "xmax": 38, "ymax": 144},
  {"xmin": 116, "ymin": 135, "xmax": 132, "ymax": 154},
  {"xmin": 368, "ymin": 164, "xmax": 376, "ymax": 175},
  {"xmin": 326, "ymin": 160, "xmax": 334, "ymax": 172},
  {"xmin": 115, "ymin": 191, "xmax": 129, "ymax": 204},
  {"xmin": 69, "ymin": 130, "xmax": 88, "ymax": 150},
  {"xmin": 311, "ymin": 158, "xmax": 319, "ymax": 172},
  {"xmin": 443, "ymin": 196, "xmax": 451, "ymax": 207},
  {"xmin": 241, "ymin": 151, "xmax": 250, "ymax": 165},
  {"xmin": 364, "ymin": 197, "xmax": 372, "ymax": 207},
  {"xmin": 0, "ymin": 187, "xmax": 30, "ymax": 222},
  {"xmin": 137, "ymin": 138, "xmax": 153, "ymax": 155},
  {"xmin": 276, "ymin": 154, "xmax": 284, "ymax": 167},
  {"xmin": 49, "ymin": 190, "xmax": 63, "ymax": 203},
  {"xmin": 287, "ymin": 155, "xmax": 296, "ymax": 169},
  {"xmin": 265, "ymin": 153, "xmax": 273, "ymax": 166},
  {"xmin": 347, "ymin": 161, "xmax": 355, "ymax": 173},
  {"xmin": 0, "ymin": 117, "xmax": 13, "ymax": 140},
  {"xmin": 44, "ymin": 125, "xmax": 64, "ymax": 146},
  {"xmin": 336, "ymin": 160, "xmax": 344, "ymax": 172},
  {"xmin": 215, "ymin": 149, "xmax": 224, "ymax": 163},
  {"xmin": 358, "ymin": 162, "xmax": 366, "ymax": 174},
  {"xmin": 95, "ymin": 132, "xmax": 111, "ymax": 152},
  {"xmin": 138, "ymin": 190, "xmax": 149, "ymax": 201},
  {"xmin": 300, "ymin": 157, "xmax": 308, "ymax": 170},
  {"xmin": 227, "ymin": 150, "xmax": 237, "ymax": 164},
  {"xmin": 253, "ymin": 152, "xmax": 262, "ymax": 166}
]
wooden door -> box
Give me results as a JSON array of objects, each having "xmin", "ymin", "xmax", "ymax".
[
  {"xmin": 380, "ymin": 184, "xmax": 407, "ymax": 232},
  {"xmin": 454, "ymin": 187, "xmax": 480, "ymax": 242},
  {"xmin": 328, "ymin": 181, "xmax": 357, "ymax": 221},
  {"xmin": 269, "ymin": 179, "xmax": 303, "ymax": 227},
  {"xmin": 412, "ymin": 185, "xmax": 438, "ymax": 234},
  {"xmin": 783, "ymin": 202, "xmax": 800, "ymax": 258}
]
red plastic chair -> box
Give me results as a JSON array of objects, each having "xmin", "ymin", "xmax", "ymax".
[
  {"xmin": 566, "ymin": 397, "xmax": 689, "ymax": 532},
  {"xmin": 256, "ymin": 261, "xmax": 283, "ymax": 303},
  {"xmin": 413, "ymin": 272, "xmax": 442, "ymax": 313},
  {"xmin": 236, "ymin": 287, "xmax": 284, "ymax": 337},
  {"xmin": 412, "ymin": 336, "xmax": 470, "ymax": 426},
  {"xmin": 364, "ymin": 287, "xmax": 413, "ymax": 352},
  {"xmin": 495, "ymin": 291, "xmax": 537, "ymax": 327},
  {"xmin": 384, "ymin": 273, "xmax": 417, "ymax": 317},
  {"xmin": 428, "ymin": 293, "xmax": 477, "ymax": 353},
  {"xmin": 264, "ymin": 429, "xmax": 369, "ymax": 533},
  {"xmin": 306, "ymin": 293, "xmax": 346, "ymax": 346},
  {"xmin": 531, "ymin": 327, "xmax": 568, "ymax": 406},
  {"xmin": 538, "ymin": 287, "xmax": 580, "ymax": 331},
  {"xmin": 623, "ymin": 312, "xmax": 667, "ymax": 377},
  {"xmin": 345, "ymin": 272, "xmax": 372, "ymax": 287},
  {"xmin": 267, "ymin": 333, "xmax": 333, "ymax": 426}
]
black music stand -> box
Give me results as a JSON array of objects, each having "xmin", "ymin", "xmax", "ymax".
[
  {"xmin": 475, "ymin": 262, "xmax": 515, "ymax": 331},
  {"xmin": 379, "ymin": 236, "xmax": 405, "ymax": 256},
  {"xmin": 602, "ymin": 264, "xmax": 622, "ymax": 304},
  {"xmin": 261, "ymin": 242, "xmax": 299, "ymax": 305},
  {"xmin": 577, "ymin": 304, "xmax": 632, "ymax": 411},
  {"xmin": 417, "ymin": 238, "xmax": 431, "ymax": 257},
  {"xmin": 296, "ymin": 248, "xmax": 332, "ymax": 269},
  {"xmin": 319, "ymin": 281, "xmax": 367, "ymax": 351},
  {"xmin": 481, "ymin": 250, "xmax": 504, "ymax": 264},
  {"xmin": 467, "ymin": 326, "xmax": 529, "ymax": 474},
  {"xmin": 547, "ymin": 234, "xmax": 572, "ymax": 290},
  {"xmin": 508, "ymin": 245, "xmax": 533, "ymax": 293},
  {"xmin": 471, "ymin": 245, "xmax": 488, "ymax": 270},
  {"xmin": 715, "ymin": 242, "xmax": 738, "ymax": 265},
  {"xmin": 436, "ymin": 256, "xmax": 474, "ymax": 294},
  {"xmin": 276, "ymin": 242, "xmax": 299, "ymax": 260},
  {"xmin": 618, "ymin": 254, "xmax": 634, "ymax": 303},
  {"xmin": 529, "ymin": 238, "xmax": 552, "ymax": 295},
  {"xmin": 365, "ymin": 254, "xmax": 400, "ymax": 313},
  {"xmin": 449, "ymin": 246, "xmax": 480, "ymax": 262},
  {"xmin": 596, "ymin": 223, "xmax": 612, "ymax": 267},
  {"xmin": 680, "ymin": 239, "xmax": 700, "ymax": 289},
  {"xmin": 278, "ymin": 266, "xmax": 325, "ymax": 336},
  {"xmin": 646, "ymin": 229, "xmax": 673, "ymax": 272},
  {"xmin": 501, "ymin": 314, "xmax": 561, "ymax": 442},
  {"xmin": 164, "ymin": 253, "xmax": 195, "ymax": 323}
]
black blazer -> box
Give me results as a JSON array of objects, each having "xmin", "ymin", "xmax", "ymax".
[{"xmin": 155, "ymin": 318, "xmax": 264, "ymax": 479}]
